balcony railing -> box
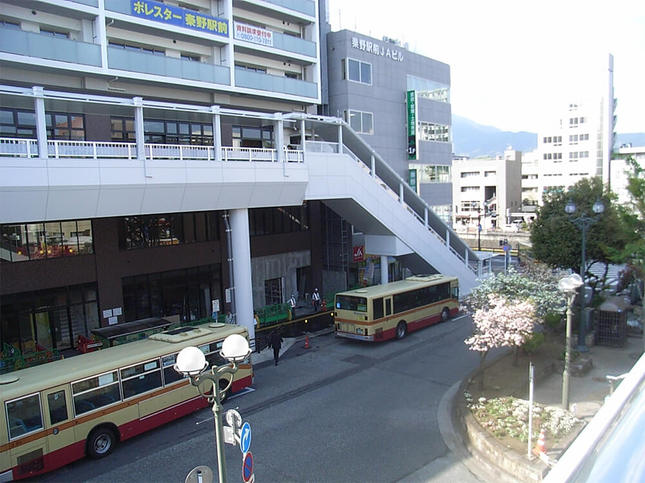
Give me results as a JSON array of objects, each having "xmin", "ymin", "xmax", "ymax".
[
  {"xmin": 0, "ymin": 138, "xmax": 304, "ymax": 163},
  {"xmin": 108, "ymin": 48, "xmax": 230, "ymax": 85},
  {"xmin": 271, "ymin": 31, "xmax": 316, "ymax": 58},
  {"xmin": 235, "ymin": 68, "xmax": 318, "ymax": 99},
  {"xmin": 0, "ymin": 28, "xmax": 101, "ymax": 67}
]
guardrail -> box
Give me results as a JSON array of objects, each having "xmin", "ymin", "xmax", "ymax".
[{"xmin": 0, "ymin": 138, "xmax": 304, "ymax": 163}]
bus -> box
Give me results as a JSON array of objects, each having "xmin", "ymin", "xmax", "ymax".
[
  {"xmin": 334, "ymin": 275, "xmax": 459, "ymax": 342},
  {"xmin": 0, "ymin": 322, "xmax": 253, "ymax": 481}
]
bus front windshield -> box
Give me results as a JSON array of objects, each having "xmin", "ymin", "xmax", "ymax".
[{"xmin": 336, "ymin": 295, "xmax": 367, "ymax": 312}]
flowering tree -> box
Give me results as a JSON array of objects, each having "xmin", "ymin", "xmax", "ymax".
[
  {"xmin": 465, "ymin": 296, "xmax": 538, "ymax": 388},
  {"xmin": 464, "ymin": 264, "xmax": 566, "ymax": 318}
]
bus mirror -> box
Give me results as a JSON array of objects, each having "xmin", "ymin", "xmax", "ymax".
[{"xmin": 175, "ymin": 346, "xmax": 208, "ymax": 376}]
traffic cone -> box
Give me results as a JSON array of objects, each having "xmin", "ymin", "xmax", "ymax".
[
  {"xmin": 534, "ymin": 429, "xmax": 546, "ymax": 456},
  {"xmin": 304, "ymin": 335, "xmax": 310, "ymax": 349}
]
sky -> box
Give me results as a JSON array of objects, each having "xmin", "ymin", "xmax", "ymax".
[{"xmin": 327, "ymin": 0, "xmax": 645, "ymax": 134}]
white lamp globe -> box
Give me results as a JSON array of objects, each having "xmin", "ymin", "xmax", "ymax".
[
  {"xmin": 175, "ymin": 346, "xmax": 208, "ymax": 376},
  {"xmin": 221, "ymin": 334, "xmax": 251, "ymax": 362},
  {"xmin": 558, "ymin": 273, "xmax": 583, "ymax": 292}
]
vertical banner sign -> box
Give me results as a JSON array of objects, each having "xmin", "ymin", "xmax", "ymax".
[
  {"xmin": 406, "ymin": 90, "xmax": 418, "ymax": 160},
  {"xmin": 408, "ymin": 168, "xmax": 417, "ymax": 192}
]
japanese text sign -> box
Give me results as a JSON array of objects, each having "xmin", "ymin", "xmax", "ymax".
[
  {"xmin": 234, "ymin": 21, "xmax": 273, "ymax": 47},
  {"xmin": 131, "ymin": 0, "xmax": 228, "ymax": 37}
]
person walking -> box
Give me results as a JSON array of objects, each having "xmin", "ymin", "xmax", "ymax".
[
  {"xmin": 289, "ymin": 294, "xmax": 297, "ymax": 319},
  {"xmin": 312, "ymin": 288, "xmax": 321, "ymax": 312},
  {"xmin": 269, "ymin": 329, "xmax": 283, "ymax": 366}
]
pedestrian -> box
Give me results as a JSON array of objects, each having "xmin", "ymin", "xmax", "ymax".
[
  {"xmin": 312, "ymin": 288, "xmax": 321, "ymax": 312},
  {"xmin": 269, "ymin": 329, "xmax": 283, "ymax": 366},
  {"xmin": 289, "ymin": 294, "xmax": 296, "ymax": 319}
]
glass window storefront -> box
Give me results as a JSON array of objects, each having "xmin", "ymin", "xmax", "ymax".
[
  {"xmin": 119, "ymin": 212, "xmax": 219, "ymax": 250},
  {"xmin": 0, "ymin": 108, "xmax": 85, "ymax": 140},
  {"xmin": 122, "ymin": 265, "xmax": 221, "ymax": 323},
  {"xmin": 0, "ymin": 284, "xmax": 99, "ymax": 352},
  {"xmin": 249, "ymin": 205, "xmax": 309, "ymax": 237},
  {"xmin": 1, "ymin": 220, "xmax": 94, "ymax": 263},
  {"xmin": 110, "ymin": 117, "xmax": 213, "ymax": 145}
]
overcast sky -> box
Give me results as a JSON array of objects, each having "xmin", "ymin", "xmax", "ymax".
[{"xmin": 327, "ymin": 0, "xmax": 645, "ymax": 134}]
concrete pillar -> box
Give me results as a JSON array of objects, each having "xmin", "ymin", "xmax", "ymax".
[
  {"xmin": 230, "ymin": 208, "xmax": 254, "ymax": 340},
  {"xmin": 380, "ymin": 256, "xmax": 389, "ymax": 284},
  {"xmin": 300, "ymin": 119, "xmax": 306, "ymax": 152},
  {"xmin": 446, "ymin": 229, "xmax": 450, "ymax": 247},
  {"xmin": 133, "ymin": 97, "xmax": 145, "ymax": 160},
  {"xmin": 274, "ymin": 114, "xmax": 284, "ymax": 163},
  {"xmin": 211, "ymin": 105, "xmax": 222, "ymax": 162},
  {"xmin": 371, "ymin": 154, "xmax": 376, "ymax": 177},
  {"xmin": 337, "ymin": 124, "xmax": 343, "ymax": 153},
  {"xmin": 399, "ymin": 183, "xmax": 404, "ymax": 204},
  {"xmin": 32, "ymin": 87, "xmax": 48, "ymax": 160}
]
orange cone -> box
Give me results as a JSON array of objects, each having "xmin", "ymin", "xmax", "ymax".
[
  {"xmin": 534, "ymin": 429, "xmax": 546, "ymax": 455},
  {"xmin": 304, "ymin": 335, "xmax": 310, "ymax": 349}
]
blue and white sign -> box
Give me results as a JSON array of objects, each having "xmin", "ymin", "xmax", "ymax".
[
  {"xmin": 240, "ymin": 421, "xmax": 252, "ymax": 454},
  {"xmin": 131, "ymin": 0, "xmax": 228, "ymax": 37}
]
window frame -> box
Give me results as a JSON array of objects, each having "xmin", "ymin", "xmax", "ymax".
[
  {"xmin": 71, "ymin": 370, "xmax": 122, "ymax": 416},
  {"xmin": 345, "ymin": 57, "xmax": 372, "ymax": 85},
  {"xmin": 5, "ymin": 392, "xmax": 44, "ymax": 441},
  {"xmin": 345, "ymin": 110, "xmax": 374, "ymax": 135},
  {"xmin": 120, "ymin": 358, "xmax": 163, "ymax": 400}
]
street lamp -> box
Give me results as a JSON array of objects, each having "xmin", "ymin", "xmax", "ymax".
[
  {"xmin": 564, "ymin": 199, "xmax": 605, "ymax": 352},
  {"xmin": 558, "ymin": 273, "xmax": 584, "ymax": 410},
  {"xmin": 175, "ymin": 334, "xmax": 251, "ymax": 483}
]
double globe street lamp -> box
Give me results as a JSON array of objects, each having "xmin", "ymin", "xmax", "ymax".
[
  {"xmin": 175, "ymin": 334, "xmax": 252, "ymax": 483},
  {"xmin": 564, "ymin": 199, "xmax": 605, "ymax": 352}
]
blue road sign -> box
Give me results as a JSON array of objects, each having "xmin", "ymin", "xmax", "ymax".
[
  {"xmin": 242, "ymin": 452, "xmax": 253, "ymax": 482},
  {"xmin": 240, "ymin": 422, "xmax": 251, "ymax": 454}
]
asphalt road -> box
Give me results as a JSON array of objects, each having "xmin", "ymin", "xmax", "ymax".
[{"xmin": 37, "ymin": 315, "xmax": 482, "ymax": 483}]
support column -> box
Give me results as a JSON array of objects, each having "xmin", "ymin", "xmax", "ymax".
[
  {"xmin": 371, "ymin": 154, "xmax": 376, "ymax": 177},
  {"xmin": 211, "ymin": 105, "xmax": 222, "ymax": 162},
  {"xmin": 230, "ymin": 208, "xmax": 254, "ymax": 340},
  {"xmin": 133, "ymin": 97, "xmax": 145, "ymax": 161},
  {"xmin": 274, "ymin": 114, "xmax": 284, "ymax": 163},
  {"xmin": 380, "ymin": 256, "xmax": 389, "ymax": 284},
  {"xmin": 33, "ymin": 87, "xmax": 48, "ymax": 160},
  {"xmin": 399, "ymin": 183, "xmax": 404, "ymax": 204},
  {"xmin": 300, "ymin": 119, "xmax": 306, "ymax": 153},
  {"xmin": 337, "ymin": 124, "xmax": 343, "ymax": 153}
]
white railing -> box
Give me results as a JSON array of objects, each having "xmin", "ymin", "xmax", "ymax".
[
  {"xmin": 306, "ymin": 140, "xmax": 339, "ymax": 153},
  {"xmin": 0, "ymin": 138, "xmax": 39, "ymax": 157},
  {"xmin": 0, "ymin": 138, "xmax": 305, "ymax": 164}
]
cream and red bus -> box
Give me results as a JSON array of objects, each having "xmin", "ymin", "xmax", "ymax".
[
  {"xmin": 0, "ymin": 322, "xmax": 253, "ymax": 481},
  {"xmin": 334, "ymin": 275, "xmax": 459, "ymax": 342}
]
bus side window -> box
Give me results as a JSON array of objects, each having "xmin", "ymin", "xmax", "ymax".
[
  {"xmin": 47, "ymin": 390, "xmax": 68, "ymax": 425},
  {"xmin": 385, "ymin": 298, "xmax": 392, "ymax": 316},
  {"xmin": 6, "ymin": 394, "xmax": 43, "ymax": 439},
  {"xmin": 373, "ymin": 298, "xmax": 383, "ymax": 319}
]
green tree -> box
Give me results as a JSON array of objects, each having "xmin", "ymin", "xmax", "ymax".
[{"xmin": 530, "ymin": 177, "xmax": 632, "ymax": 290}]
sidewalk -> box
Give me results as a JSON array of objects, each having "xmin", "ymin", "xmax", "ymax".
[{"xmin": 441, "ymin": 335, "xmax": 643, "ymax": 482}]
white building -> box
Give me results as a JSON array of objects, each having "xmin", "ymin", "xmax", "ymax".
[
  {"xmin": 452, "ymin": 148, "xmax": 522, "ymax": 230},
  {"xmin": 611, "ymin": 145, "xmax": 645, "ymax": 205}
]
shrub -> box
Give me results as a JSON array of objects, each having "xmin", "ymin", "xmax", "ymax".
[
  {"xmin": 544, "ymin": 312, "xmax": 562, "ymax": 330},
  {"xmin": 522, "ymin": 332, "xmax": 545, "ymax": 353}
]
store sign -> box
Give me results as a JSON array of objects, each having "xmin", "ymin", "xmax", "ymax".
[
  {"xmin": 131, "ymin": 0, "xmax": 228, "ymax": 37},
  {"xmin": 406, "ymin": 90, "xmax": 418, "ymax": 160},
  {"xmin": 353, "ymin": 246, "xmax": 365, "ymax": 262},
  {"xmin": 351, "ymin": 36, "xmax": 404, "ymax": 62},
  {"xmin": 234, "ymin": 22, "xmax": 273, "ymax": 47}
]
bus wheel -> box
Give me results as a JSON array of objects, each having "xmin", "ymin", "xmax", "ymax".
[
  {"xmin": 87, "ymin": 427, "xmax": 116, "ymax": 458},
  {"xmin": 441, "ymin": 308, "xmax": 450, "ymax": 322},
  {"xmin": 395, "ymin": 322, "xmax": 407, "ymax": 339}
]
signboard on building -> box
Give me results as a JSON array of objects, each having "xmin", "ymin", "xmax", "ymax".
[
  {"xmin": 351, "ymin": 36, "xmax": 404, "ymax": 62},
  {"xmin": 234, "ymin": 22, "xmax": 273, "ymax": 47},
  {"xmin": 406, "ymin": 90, "xmax": 418, "ymax": 160},
  {"xmin": 131, "ymin": 0, "xmax": 228, "ymax": 37},
  {"xmin": 353, "ymin": 246, "xmax": 364, "ymax": 262}
]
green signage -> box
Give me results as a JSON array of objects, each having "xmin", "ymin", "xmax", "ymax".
[{"xmin": 406, "ymin": 90, "xmax": 417, "ymax": 160}]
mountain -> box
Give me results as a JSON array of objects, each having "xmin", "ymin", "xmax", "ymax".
[{"xmin": 452, "ymin": 115, "xmax": 537, "ymax": 158}]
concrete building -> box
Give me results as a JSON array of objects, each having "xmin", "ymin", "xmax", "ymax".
[
  {"xmin": 612, "ymin": 145, "xmax": 645, "ymax": 205},
  {"xmin": 451, "ymin": 148, "xmax": 522, "ymax": 230},
  {"xmin": 0, "ymin": 0, "xmax": 477, "ymax": 354},
  {"xmin": 326, "ymin": 30, "xmax": 453, "ymax": 222},
  {"xmin": 533, "ymin": 55, "xmax": 616, "ymax": 201}
]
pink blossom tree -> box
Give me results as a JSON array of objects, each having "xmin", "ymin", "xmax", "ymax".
[{"xmin": 465, "ymin": 296, "xmax": 538, "ymax": 388}]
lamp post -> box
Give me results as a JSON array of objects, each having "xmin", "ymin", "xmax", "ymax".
[
  {"xmin": 175, "ymin": 334, "xmax": 251, "ymax": 483},
  {"xmin": 477, "ymin": 207, "xmax": 482, "ymax": 251},
  {"xmin": 558, "ymin": 273, "xmax": 584, "ymax": 410},
  {"xmin": 564, "ymin": 199, "xmax": 605, "ymax": 352}
]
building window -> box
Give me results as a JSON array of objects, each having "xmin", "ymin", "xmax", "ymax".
[
  {"xmin": 232, "ymin": 125, "xmax": 273, "ymax": 149},
  {"xmin": 344, "ymin": 58, "xmax": 372, "ymax": 85},
  {"xmin": 410, "ymin": 164, "xmax": 450, "ymax": 183},
  {"xmin": 0, "ymin": 109, "xmax": 85, "ymax": 140},
  {"xmin": 235, "ymin": 63, "xmax": 267, "ymax": 73},
  {"xmin": 460, "ymin": 186, "xmax": 479, "ymax": 193},
  {"xmin": 120, "ymin": 214, "xmax": 184, "ymax": 250},
  {"xmin": 40, "ymin": 28, "xmax": 68, "ymax": 39},
  {"xmin": 122, "ymin": 265, "xmax": 221, "ymax": 322},
  {"xmin": 407, "ymin": 75, "xmax": 449, "ymax": 103},
  {"xmin": 460, "ymin": 171, "xmax": 480, "ymax": 178},
  {"xmin": 108, "ymin": 41, "xmax": 165, "ymax": 56},
  {"xmin": 181, "ymin": 53, "xmax": 200, "ymax": 62},
  {"xmin": 345, "ymin": 110, "xmax": 373, "ymax": 135},
  {"xmin": 111, "ymin": 117, "xmax": 135, "ymax": 141},
  {"xmin": 484, "ymin": 170, "xmax": 496, "ymax": 177},
  {"xmin": 1, "ymin": 220, "xmax": 93, "ymax": 263},
  {"xmin": 110, "ymin": 117, "xmax": 213, "ymax": 145},
  {"xmin": 0, "ymin": 20, "xmax": 20, "ymax": 30},
  {"xmin": 418, "ymin": 122, "xmax": 449, "ymax": 142},
  {"xmin": 249, "ymin": 205, "xmax": 309, "ymax": 237}
]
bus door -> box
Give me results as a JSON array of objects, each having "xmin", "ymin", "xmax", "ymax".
[
  {"xmin": 42, "ymin": 385, "xmax": 75, "ymax": 456},
  {"xmin": 6, "ymin": 392, "xmax": 49, "ymax": 478}
]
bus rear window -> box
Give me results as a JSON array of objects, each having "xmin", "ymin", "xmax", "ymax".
[
  {"xmin": 6, "ymin": 394, "xmax": 43, "ymax": 440},
  {"xmin": 336, "ymin": 295, "xmax": 367, "ymax": 312}
]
